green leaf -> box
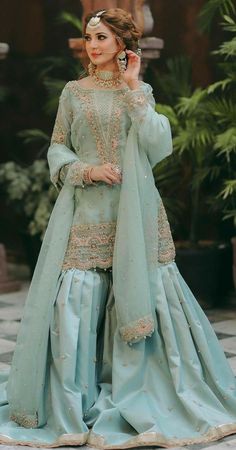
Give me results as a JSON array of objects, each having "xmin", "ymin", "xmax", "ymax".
[
  {"xmin": 177, "ymin": 89, "xmax": 207, "ymax": 116},
  {"xmin": 18, "ymin": 129, "xmax": 50, "ymax": 145},
  {"xmin": 214, "ymin": 127, "xmax": 236, "ymax": 155},
  {"xmin": 198, "ymin": 0, "xmax": 236, "ymax": 32},
  {"xmin": 207, "ymin": 78, "xmax": 232, "ymax": 93},
  {"xmin": 57, "ymin": 11, "xmax": 83, "ymax": 32}
]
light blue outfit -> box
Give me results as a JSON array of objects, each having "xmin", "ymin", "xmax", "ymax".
[{"xmin": 0, "ymin": 80, "xmax": 236, "ymax": 449}]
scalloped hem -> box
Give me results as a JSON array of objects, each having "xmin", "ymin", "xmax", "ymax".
[
  {"xmin": 0, "ymin": 431, "xmax": 88, "ymax": 448},
  {"xmin": 1, "ymin": 423, "xmax": 236, "ymax": 449},
  {"xmin": 87, "ymin": 423, "xmax": 236, "ymax": 449}
]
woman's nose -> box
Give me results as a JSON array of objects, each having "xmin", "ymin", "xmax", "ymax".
[{"xmin": 90, "ymin": 39, "xmax": 98, "ymax": 48}]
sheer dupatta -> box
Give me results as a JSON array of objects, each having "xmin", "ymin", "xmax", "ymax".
[{"xmin": 7, "ymin": 83, "xmax": 172, "ymax": 428}]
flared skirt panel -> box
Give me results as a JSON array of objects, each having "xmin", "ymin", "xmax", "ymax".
[{"xmin": 0, "ymin": 262, "xmax": 236, "ymax": 448}]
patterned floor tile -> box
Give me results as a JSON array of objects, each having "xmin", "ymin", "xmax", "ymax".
[
  {"xmin": 0, "ymin": 338, "xmax": 16, "ymax": 354},
  {"xmin": 219, "ymin": 337, "xmax": 236, "ymax": 356},
  {"xmin": 0, "ymin": 362, "xmax": 10, "ymax": 371},
  {"xmin": 0, "ymin": 308, "xmax": 22, "ymax": 321},
  {"xmin": 0, "ymin": 321, "xmax": 21, "ymax": 338},
  {"xmin": 0, "ymin": 352, "xmax": 13, "ymax": 364},
  {"xmin": 213, "ymin": 320, "xmax": 236, "ymax": 336},
  {"xmin": 228, "ymin": 356, "xmax": 236, "ymax": 375},
  {"xmin": 201, "ymin": 437, "xmax": 236, "ymax": 448}
]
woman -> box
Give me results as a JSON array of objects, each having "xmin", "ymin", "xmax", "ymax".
[{"xmin": 0, "ymin": 7, "xmax": 236, "ymax": 449}]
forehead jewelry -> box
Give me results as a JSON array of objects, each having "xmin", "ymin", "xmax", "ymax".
[{"xmin": 87, "ymin": 10, "xmax": 106, "ymax": 28}]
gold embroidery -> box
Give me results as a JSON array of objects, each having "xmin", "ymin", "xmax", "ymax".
[
  {"xmin": 62, "ymin": 222, "xmax": 116, "ymax": 270},
  {"xmin": 87, "ymin": 422, "xmax": 236, "ymax": 448},
  {"xmin": 124, "ymin": 89, "xmax": 148, "ymax": 123},
  {"xmin": 158, "ymin": 200, "xmax": 176, "ymax": 264},
  {"xmin": 0, "ymin": 431, "xmax": 88, "ymax": 448},
  {"xmin": 50, "ymin": 98, "xmax": 69, "ymax": 146},
  {"xmin": 10, "ymin": 413, "xmax": 38, "ymax": 428},
  {"xmin": 67, "ymin": 81, "xmax": 125, "ymax": 167},
  {"xmin": 66, "ymin": 161, "xmax": 90, "ymax": 186},
  {"xmin": 119, "ymin": 315, "xmax": 155, "ymax": 344}
]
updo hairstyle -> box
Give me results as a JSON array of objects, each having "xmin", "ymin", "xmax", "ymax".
[{"xmin": 83, "ymin": 8, "xmax": 142, "ymax": 53}]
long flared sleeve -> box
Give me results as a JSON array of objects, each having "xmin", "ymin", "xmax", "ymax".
[
  {"xmin": 123, "ymin": 82, "xmax": 173, "ymax": 168},
  {"xmin": 47, "ymin": 84, "xmax": 89, "ymax": 188}
]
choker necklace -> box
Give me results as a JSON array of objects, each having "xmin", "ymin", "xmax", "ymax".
[{"xmin": 88, "ymin": 63, "xmax": 122, "ymax": 88}]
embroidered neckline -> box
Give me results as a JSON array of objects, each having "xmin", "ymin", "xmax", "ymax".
[{"xmin": 75, "ymin": 80, "xmax": 130, "ymax": 92}]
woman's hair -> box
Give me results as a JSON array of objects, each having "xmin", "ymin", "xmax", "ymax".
[{"xmin": 83, "ymin": 8, "xmax": 142, "ymax": 52}]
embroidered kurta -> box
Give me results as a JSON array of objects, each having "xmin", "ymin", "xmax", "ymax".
[
  {"xmin": 49, "ymin": 81, "xmax": 175, "ymax": 271},
  {"xmin": 0, "ymin": 79, "xmax": 236, "ymax": 450}
]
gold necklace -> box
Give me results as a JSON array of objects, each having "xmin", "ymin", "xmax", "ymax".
[{"xmin": 88, "ymin": 63, "xmax": 122, "ymax": 88}]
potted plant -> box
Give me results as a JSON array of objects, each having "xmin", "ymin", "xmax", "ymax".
[{"xmin": 152, "ymin": 3, "xmax": 236, "ymax": 306}]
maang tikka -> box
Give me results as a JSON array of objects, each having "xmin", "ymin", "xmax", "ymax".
[{"xmin": 87, "ymin": 10, "xmax": 106, "ymax": 28}]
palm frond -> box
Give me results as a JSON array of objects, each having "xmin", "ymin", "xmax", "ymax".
[
  {"xmin": 177, "ymin": 89, "xmax": 207, "ymax": 116},
  {"xmin": 43, "ymin": 79, "xmax": 67, "ymax": 114},
  {"xmin": 218, "ymin": 180, "xmax": 236, "ymax": 199},
  {"xmin": 155, "ymin": 104, "xmax": 179, "ymax": 128},
  {"xmin": 155, "ymin": 56, "xmax": 192, "ymax": 103},
  {"xmin": 173, "ymin": 119, "xmax": 213, "ymax": 156},
  {"xmin": 214, "ymin": 37, "xmax": 236, "ymax": 58},
  {"xmin": 205, "ymin": 98, "xmax": 236, "ymax": 124},
  {"xmin": 57, "ymin": 11, "xmax": 83, "ymax": 33},
  {"xmin": 198, "ymin": 0, "xmax": 236, "ymax": 32},
  {"xmin": 207, "ymin": 78, "xmax": 232, "ymax": 93},
  {"xmin": 214, "ymin": 127, "xmax": 236, "ymax": 156},
  {"xmin": 221, "ymin": 14, "xmax": 236, "ymax": 32},
  {"xmin": 18, "ymin": 129, "xmax": 50, "ymax": 145}
]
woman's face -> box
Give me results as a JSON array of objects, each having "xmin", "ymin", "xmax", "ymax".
[{"xmin": 84, "ymin": 21, "xmax": 123, "ymax": 69}]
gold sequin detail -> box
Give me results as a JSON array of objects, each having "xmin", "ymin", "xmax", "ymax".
[
  {"xmin": 88, "ymin": 422, "xmax": 236, "ymax": 448},
  {"xmin": 124, "ymin": 88, "xmax": 151, "ymax": 123},
  {"xmin": 66, "ymin": 161, "xmax": 90, "ymax": 186},
  {"xmin": 50, "ymin": 92, "xmax": 71, "ymax": 146},
  {"xmin": 120, "ymin": 315, "xmax": 154, "ymax": 343},
  {"xmin": 62, "ymin": 222, "xmax": 116, "ymax": 270},
  {"xmin": 67, "ymin": 81, "xmax": 125, "ymax": 167},
  {"xmin": 10, "ymin": 413, "xmax": 38, "ymax": 428},
  {"xmin": 158, "ymin": 199, "xmax": 176, "ymax": 264}
]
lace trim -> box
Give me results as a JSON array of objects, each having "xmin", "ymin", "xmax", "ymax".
[
  {"xmin": 62, "ymin": 202, "xmax": 174, "ymax": 271},
  {"xmin": 10, "ymin": 413, "xmax": 38, "ymax": 428},
  {"xmin": 119, "ymin": 315, "xmax": 155, "ymax": 344},
  {"xmin": 87, "ymin": 422, "xmax": 236, "ymax": 448},
  {"xmin": 62, "ymin": 222, "xmax": 116, "ymax": 271},
  {"xmin": 158, "ymin": 199, "xmax": 176, "ymax": 264},
  {"xmin": 1, "ymin": 423, "xmax": 236, "ymax": 449},
  {"xmin": 124, "ymin": 89, "xmax": 149, "ymax": 123},
  {"xmin": 50, "ymin": 92, "xmax": 72, "ymax": 146},
  {"xmin": 67, "ymin": 81, "xmax": 125, "ymax": 167},
  {"xmin": 0, "ymin": 431, "xmax": 88, "ymax": 448},
  {"xmin": 66, "ymin": 161, "xmax": 90, "ymax": 186}
]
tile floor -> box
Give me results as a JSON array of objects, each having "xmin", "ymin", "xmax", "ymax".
[{"xmin": 0, "ymin": 285, "xmax": 235, "ymax": 450}]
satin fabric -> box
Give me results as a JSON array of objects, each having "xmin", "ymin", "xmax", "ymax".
[
  {"xmin": 1, "ymin": 263, "xmax": 236, "ymax": 448},
  {"xmin": 7, "ymin": 81, "xmax": 173, "ymax": 429}
]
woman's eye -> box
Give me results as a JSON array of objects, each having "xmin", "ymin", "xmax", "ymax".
[
  {"xmin": 84, "ymin": 36, "xmax": 91, "ymax": 41},
  {"xmin": 98, "ymin": 35, "xmax": 106, "ymax": 40}
]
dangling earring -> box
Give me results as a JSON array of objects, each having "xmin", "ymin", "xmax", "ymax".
[
  {"xmin": 88, "ymin": 61, "xmax": 96, "ymax": 76},
  {"xmin": 116, "ymin": 50, "xmax": 127, "ymax": 74}
]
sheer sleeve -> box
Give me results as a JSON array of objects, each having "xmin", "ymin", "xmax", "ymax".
[
  {"xmin": 47, "ymin": 83, "xmax": 90, "ymax": 188},
  {"xmin": 123, "ymin": 82, "xmax": 173, "ymax": 168}
]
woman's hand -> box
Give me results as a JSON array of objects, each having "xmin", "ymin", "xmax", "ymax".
[
  {"xmin": 90, "ymin": 163, "xmax": 122, "ymax": 185},
  {"xmin": 121, "ymin": 49, "xmax": 141, "ymax": 89}
]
